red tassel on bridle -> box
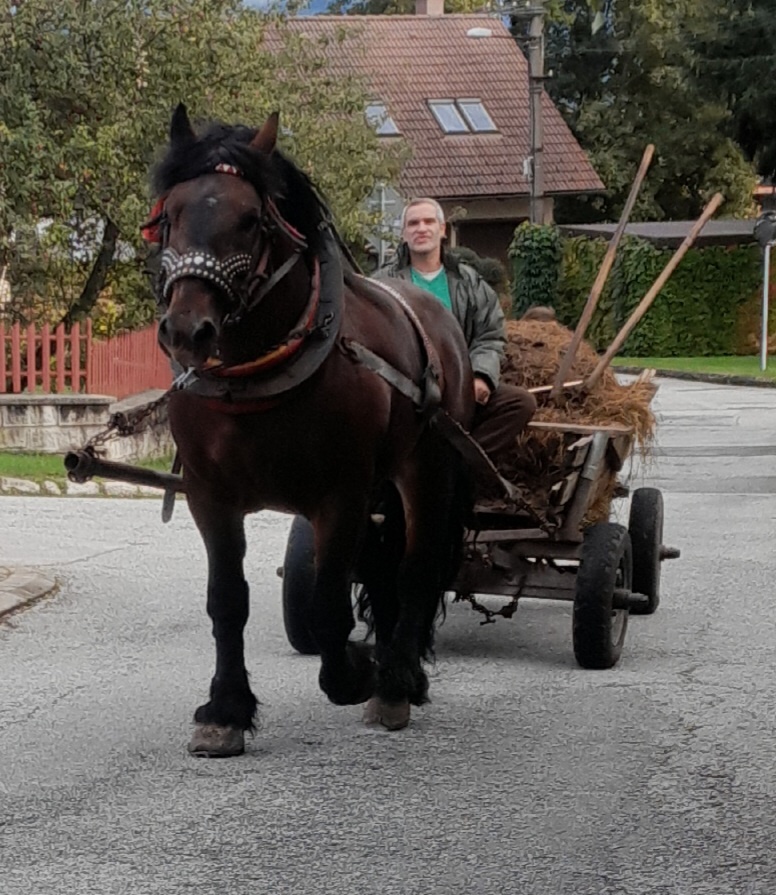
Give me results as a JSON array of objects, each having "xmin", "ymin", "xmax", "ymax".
[{"xmin": 141, "ymin": 196, "xmax": 167, "ymax": 244}]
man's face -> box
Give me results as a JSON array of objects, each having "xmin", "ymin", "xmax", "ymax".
[{"xmin": 402, "ymin": 202, "xmax": 445, "ymax": 260}]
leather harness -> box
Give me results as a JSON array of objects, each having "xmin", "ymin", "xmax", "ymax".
[{"xmin": 151, "ymin": 164, "xmax": 443, "ymax": 417}]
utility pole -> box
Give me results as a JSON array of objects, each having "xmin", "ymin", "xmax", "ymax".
[
  {"xmin": 527, "ymin": 2, "xmax": 546, "ymax": 224},
  {"xmin": 468, "ymin": 2, "xmax": 547, "ymax": 222}
]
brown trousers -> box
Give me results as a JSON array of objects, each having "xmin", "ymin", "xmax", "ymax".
[{"xmin": 471, "ymin": 383, "xmax": 537, "ymax": 461}]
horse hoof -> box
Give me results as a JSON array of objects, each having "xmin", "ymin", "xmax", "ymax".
[
  {"xmin": 320, "ymin": 641, "xmax": 377, "ymax": 705},
  {"xmin": 188, "ymin": 723, "xmax": 245, "ymax": 757},
  {"xmin": 362, "ymin": 697, "xmax": 411, "ymax": 730}
]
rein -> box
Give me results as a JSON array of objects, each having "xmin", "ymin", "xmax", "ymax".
[{"xmin": 202, "ymin": 256, "xmax": 321, "ymax": 379}]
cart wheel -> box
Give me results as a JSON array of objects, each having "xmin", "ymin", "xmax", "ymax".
[
  {"xmin": 281, "ymin": 515, "xmax": 319, "ymax": 655},
  {"xmin": 573, "ymin": 523, "xmax": 631, "ymax": 670},
  {"xmin": 628, "ymin": 487, "xmax": 663, "ymax": 615}
]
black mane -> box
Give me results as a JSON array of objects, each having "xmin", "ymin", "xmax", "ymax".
[{"xmin": 152, "ymin": 121, "xmax": 331, "ymax": 253}]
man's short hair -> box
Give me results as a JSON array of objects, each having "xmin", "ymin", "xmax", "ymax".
[
  {"xmin": 400, "ymin": 198, "xmax": 446, "ymax": 231},
  {"xmin": 521, "ymin": 306, "xmax": 557, "ymax": 322}
]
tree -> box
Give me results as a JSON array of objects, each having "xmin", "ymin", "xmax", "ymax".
[
  {"xmin": 0, "ymin": 1, "xmax": 400, "ymax": 330},
  {"xmin": 542, "ymin": 0, "xmax": 756, "ymax": 223},
  {"xmin": 693, "ymin": 0, "xmax": 776, "ymax": 181}
]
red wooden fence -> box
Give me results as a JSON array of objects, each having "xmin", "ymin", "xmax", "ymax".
[
  {"xmin": 0, "ymin": 321, "xmax": 172, "ymax": 399},
  {"xmin": 89, "ymin": 323, "xmax": 172, "ymax": 399}
]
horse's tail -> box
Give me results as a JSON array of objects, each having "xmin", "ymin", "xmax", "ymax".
[
  {"xmin": 354, "ymin": 482, "xmax": 405, "ymax": 639},
  {"xmin": 420, "ymin": 457, "xmax": 473, "ymax": 660}
]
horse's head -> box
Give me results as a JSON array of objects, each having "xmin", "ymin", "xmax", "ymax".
[{"xmin": 152, "ymin": 105, "xmax": 288, "ymax": 370}]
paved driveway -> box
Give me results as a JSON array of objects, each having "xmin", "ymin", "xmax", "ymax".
[{"xmin": 1, "ymin": 377, "xmax": 775, "ymax": 894}]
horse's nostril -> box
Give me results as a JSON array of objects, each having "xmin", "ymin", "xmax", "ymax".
[
  {"xmin": 192, "ymin": 320, "xmax": 217, "ymax": 348},
  {"xmin": 158, "ymin": 316, "xmax": 170, "ymax": 343}
]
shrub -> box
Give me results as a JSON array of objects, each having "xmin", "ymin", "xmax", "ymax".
[
  {"xmin": 535, "ymin": 227, "xmax": 767, "ymax": 356},
  {"xmin": 508, "ymin": 223, "xmax": 562, "ymax": 317}
]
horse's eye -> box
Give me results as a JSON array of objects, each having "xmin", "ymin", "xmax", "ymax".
[{"xmin": 238, "ymin": 213, "xmax": 259, "ymax": 233}]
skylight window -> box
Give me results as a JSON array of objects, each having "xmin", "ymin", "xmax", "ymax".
[
  {"xmin": 428, "ymin": 101, "xmax": 469, "ymax": 134},
  {"xmin": 365, "ymin": 102, "xmax": 400, "ymax": 136},
  {"xmin": 457, "ymin": 99, "xmax": 497, "ymax": 132},
  {"xmin": 428, "ymin": 99, "xmax": 498, "ymax": 134}
]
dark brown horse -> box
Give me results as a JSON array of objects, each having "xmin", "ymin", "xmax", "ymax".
[{"xmin": 150, "ymin": 105, "xmax": 474, "ymax": 756}]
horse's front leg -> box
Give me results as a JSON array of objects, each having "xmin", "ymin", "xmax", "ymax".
[
  {"xmin": 187, "ymin": 501, "xmax": 257, "ymax": 757},
  {"xmin": 312, "ymin": 499, "xmax": 376, "ymax": 707}
]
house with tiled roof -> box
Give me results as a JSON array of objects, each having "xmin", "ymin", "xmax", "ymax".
[{"xmin": 284, "ymin": 2, "xmax": 603, "ymax": 261}]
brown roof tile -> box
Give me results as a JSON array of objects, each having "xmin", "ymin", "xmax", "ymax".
[{"xmin": 280, "ymin": 15, "xmax": 604, "ymax": 200}]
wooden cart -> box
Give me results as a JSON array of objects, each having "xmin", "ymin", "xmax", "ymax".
[
  {"xmin": 279, "ymin": 415, "xmax": 680, "ymax": 668},
  {"xmin": 452, "ymin": 419, "xmax": 679, "ymax": 669}
]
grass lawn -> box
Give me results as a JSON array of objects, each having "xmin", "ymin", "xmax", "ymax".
[
  {"xmin": 612, "ymin": 355, "xmax": 776, "ymax": 380},
  {"xmin": 0, "ymin": 451, "xmax": 175, "ymax": 484}
]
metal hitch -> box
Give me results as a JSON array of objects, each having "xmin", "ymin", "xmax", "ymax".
[{"xmin": 64, "ymin": 449, "xmax": 186, "ymax": 494}]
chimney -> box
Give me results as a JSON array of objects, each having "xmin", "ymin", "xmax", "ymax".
[{"xmin": 416, "ymin": 0, "xmax": 444, "ymax": 15}]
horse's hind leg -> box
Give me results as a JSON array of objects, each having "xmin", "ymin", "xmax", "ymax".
[
  {"xmin": 355, "ymin": 485, "xmax": 408, "ymax": 729},
  {"xmin": 371, "ymin": 448, "xmax": 464, "ymax": 728},
  {"xmin": 187, "ymin": 501, "xmax": 257, "ymax": 757},
  {"xmin": 312, "ymin": 499, "xmax": 377, "ymax": 707}
]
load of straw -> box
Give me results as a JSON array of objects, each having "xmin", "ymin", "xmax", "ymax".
[{"xmin": 480, "ymin": 315, "xmax": 657, "ymax": 524}]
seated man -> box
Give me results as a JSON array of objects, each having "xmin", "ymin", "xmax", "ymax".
[{"xmin": 376, "ymin": 197, "xmax": 536, "ymax": 461}]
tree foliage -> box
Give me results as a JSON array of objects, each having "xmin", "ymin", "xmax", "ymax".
[
  {"xmin": 693, "ymin": 0, "xmax": 776, "ymax": 181},
  {"xmin": 0, "ymin": 1, "xmax": 399, "ymax": 330},
  {"xmin": 544, "ymin": 0, "xmax": 756, "ymax": 223}
]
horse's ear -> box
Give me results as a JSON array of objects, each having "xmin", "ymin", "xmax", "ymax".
[
  {"xmin": 250, "ymin": 112, "xmax": 279, "ymax": 155},
  {"xmin": 170, "ymin": 103, "xmax": 196, "ymax": 147}
]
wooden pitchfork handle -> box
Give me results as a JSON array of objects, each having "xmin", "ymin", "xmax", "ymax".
[
  {"xmin": 550, "ymin": 144, "xmax": 655, "ymax": 401},
  {"xmin": 584, "ymin": 192, "xmax": 724, "ymax": 391}
]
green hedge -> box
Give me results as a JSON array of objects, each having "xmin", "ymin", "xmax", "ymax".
[
  {"xmin": 509, "ymin": 223, "xmax": 766, "ymax": 356},
  {"xmin": 508, "ymin": 223, "xmax": 562, "ymax": 316}
]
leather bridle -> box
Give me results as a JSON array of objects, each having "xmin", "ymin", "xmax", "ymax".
[{"xmin": 149, "ymin": 164, "xmax": 309, "ymax": 327}]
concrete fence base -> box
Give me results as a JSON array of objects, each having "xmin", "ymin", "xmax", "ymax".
[{"xmin": 0, "ymin": 390, "xmax": 174, "ymax": 462}]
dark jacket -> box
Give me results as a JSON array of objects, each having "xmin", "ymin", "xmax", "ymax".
[{"xmin": 376, "ymin": 245, "xmax": 506, "ymax": 389}]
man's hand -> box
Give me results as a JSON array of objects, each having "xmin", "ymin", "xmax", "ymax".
[{"xmin": 474, "ymin": 377, "xmax": 492, "ymax": 405}]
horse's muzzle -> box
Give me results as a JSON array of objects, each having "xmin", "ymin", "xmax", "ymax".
[{"xmin": 158, "ymin": 311, "xmax": 219, "ymax": 370}]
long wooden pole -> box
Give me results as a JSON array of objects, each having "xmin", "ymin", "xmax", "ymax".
[
  {"xmin": 584, "ymin": 192, "xmax": 724, "ymax": 390},
  {"xmin": 550, "ymin": 144, "xmax": 655, "ymax": 400}
]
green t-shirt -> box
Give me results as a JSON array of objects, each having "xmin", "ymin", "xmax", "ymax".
[{"xmin": 410, "ymin": 267, "xmax": 452, "ymax": 312}]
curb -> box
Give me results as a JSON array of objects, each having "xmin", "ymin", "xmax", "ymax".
[
  {"xmin": 0, "ymin": 566, "xmax": 59, "ymax": 619},
  {"xmin": 0, "ymin": 477, "xmax": 167, "ymax": 498},
  {"xmin": 614, "ymin": 366, "xmax": 776, "ymax": 389}
]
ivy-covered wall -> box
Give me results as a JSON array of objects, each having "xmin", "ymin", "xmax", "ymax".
[{"xmin": 508, "ymin": 224, "xmax": 770, "ymax": 356}]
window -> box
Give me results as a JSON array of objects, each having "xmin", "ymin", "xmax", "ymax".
[
  {"xmin": 428, "ymin": 99, "xmax": 497, "ymax": 134},
  {"xmin": 428, "ymin": 101, "xmax": 469, "ymax": 134},
  {"xmin": 365, "ymin": 102, "xmax": 400, "ymax": 136},
  {"xmin": 457, "ymin": 99, "xmax": 497, "ymax": 133}
]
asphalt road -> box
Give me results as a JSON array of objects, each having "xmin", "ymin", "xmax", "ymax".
[{"xmin": 1, "ymin": 377, "xmax": 775, "ymax": 894}]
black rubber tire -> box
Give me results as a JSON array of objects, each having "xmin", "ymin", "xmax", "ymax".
[
  {"xmin": 281, "ymin": 515, "xmax": 319, "ymax": 655},
  {"xmin": 573, "ymin": 523, "xmax": 631, "ymax": 670},
  {"xmin": 628, "ymin": 487, "xmax": 664, "ymax": 616}
]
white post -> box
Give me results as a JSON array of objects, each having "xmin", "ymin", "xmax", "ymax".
[
  {"xmin": 762, "ymin": 243, "xmax": 771, "ymax": 372},
  {"xmin": 378, "ymin": 183, "xmax": 386, "ymax": 268}
]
